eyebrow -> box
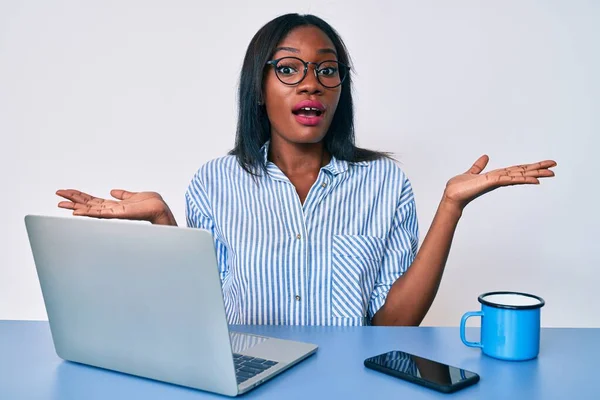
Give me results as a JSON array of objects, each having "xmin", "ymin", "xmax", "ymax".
[{"xmin": 274, "ymin": 46, "xmax": 338, "ymax": 56}]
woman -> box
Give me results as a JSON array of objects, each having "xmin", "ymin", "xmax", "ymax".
[{"xmin": 56, "ymin": 14, "xmax": 556, "ymax": 327}]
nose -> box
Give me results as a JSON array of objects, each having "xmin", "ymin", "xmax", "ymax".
[{"xmin": 296, "ymin": 63, "xmax": 323, "ymax": 95}]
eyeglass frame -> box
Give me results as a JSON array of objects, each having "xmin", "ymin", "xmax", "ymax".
[{"xmin": 265, "ymin": 56, "xmax": 350, "ymax": 89}]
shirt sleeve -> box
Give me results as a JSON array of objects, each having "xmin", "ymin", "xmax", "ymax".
[
  {"xmin": 185, "ymin": 174, "xmax": 229, "ymax": 285},
  {"xmin": 367, "ymin": 178, "xmax": 419, "ymax": 321}
]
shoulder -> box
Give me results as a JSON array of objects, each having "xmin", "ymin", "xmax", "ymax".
[
  {"xmin": 190, "ymin": 155, "xmax": 241, "ymax": 183},
  {"xmin": 351, "ymin": 157, "xmax": 415, "ymax": 208},
  {"xmin": 185, "ymin": 155, "xmax": 242, "ymax": 202},
  {"xmin": 353, "ymin": 157, "xmax": 412, "ymax": 187},
  {"xmin": 188, "ymin": 154, "xmax": 258, "ymax": 191}
]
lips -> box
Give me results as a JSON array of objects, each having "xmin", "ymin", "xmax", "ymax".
[{"xmin": 292, "ymin": 100, "xmax": 326, "ymax": 127}]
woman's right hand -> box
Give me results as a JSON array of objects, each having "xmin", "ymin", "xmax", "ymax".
[{"xmin": 56, "ymin": 189, "xmax": 177, "ymax": 226}]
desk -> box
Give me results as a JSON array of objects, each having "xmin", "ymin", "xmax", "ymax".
[{"xmin": 0, "ymin": 321, "xmax": 596, "ymax": 399}]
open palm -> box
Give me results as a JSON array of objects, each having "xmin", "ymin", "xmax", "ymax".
[
  {"xmin": 443, "ymin": 155, "xmax": 557, "ymax": 210},
  {"xmin": 56, "ymin": 189, "xmax": 170, "ymax": 223}
]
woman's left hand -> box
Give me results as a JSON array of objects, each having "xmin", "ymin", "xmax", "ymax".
[{"xmin": 442, "ymin": 155, "xmax": 557, "ymax": 211}]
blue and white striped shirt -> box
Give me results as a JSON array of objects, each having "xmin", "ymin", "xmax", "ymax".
[{"xmin": 185, "ymin": 141, "xmax": 419, "ymax": 326}]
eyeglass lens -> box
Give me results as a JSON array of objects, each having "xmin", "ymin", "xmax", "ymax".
[{"xmin": 273, "ymin": 57, "xmax": 345, "ymax": 88}]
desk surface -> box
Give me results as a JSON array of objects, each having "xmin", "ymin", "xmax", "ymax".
[{"xmin": 0, "ymin": 321, "xmax": 596, "ymax": 399}]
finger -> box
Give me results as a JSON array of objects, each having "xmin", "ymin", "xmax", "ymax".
[
  {"xmin": 70, "ymin": 200, "xmax": 118, "ymax": 213},
  {"xmin": 68, "ymin": 199, "xmax": 116, "ymax": 211},
  {"xmin": 494, "ymin": 175, "xmax": 541, "ymax": 185},
  {"xmin": 110, "ymin": 189, "xmax": 136, "ymax": 200},
  {"xmin": 507, "ymin": 160, "xmax": 557, "ymax": 173},
  {"xmin": 56, "ymin": 189, "xmax": 93, "ymax": 201},
  {"xmin": 466, "ymin": 155, "xmax": 489, "ymax": 175},
  {"xmin": 517, "ymin": 169, "xmax": 555, "ymax": 178},
  {"xmin": 58, "ymin": 201, "xmax": 75, "ymax": 210},
  {"xmin": 496, "ymin": 169, "xmax": 555, "ymax": 178},
  {"xmin": 525, "ymin": 160, "xmax": 557, "ymax": 169},
  {"xmin": 73, "ymin": 205, "xmax": 122, "ymax": 218},
  {"xmin": 56, "ymin": 189, "xmax": 105, "ymax": 205},
  {"xmin": 491, "ymin": 160, "xmax": 557, "ymax": 175}
]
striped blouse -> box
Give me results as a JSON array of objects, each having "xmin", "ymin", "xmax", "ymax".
[{"xmin": 185, "ymin": 141, "xmax": 419, "ymax": 326}]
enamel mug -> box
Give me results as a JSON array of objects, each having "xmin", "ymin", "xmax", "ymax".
[{"xmin": 460, "ymin": 291, "xmax": 545, "ymax": 361}]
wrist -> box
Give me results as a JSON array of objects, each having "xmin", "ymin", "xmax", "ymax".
[{"xmin": 438, "ymin": 196, "xmax": 464, "ymax": 220}]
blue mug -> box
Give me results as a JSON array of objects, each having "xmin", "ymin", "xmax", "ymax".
[{"xmin": 460, "ymin": 291, "xmax": 545, "ymax": 361}]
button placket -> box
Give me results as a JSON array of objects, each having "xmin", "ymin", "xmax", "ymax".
[{"xmin": 288, "ymin": 185, "xmax": 307, "ymax": 324}]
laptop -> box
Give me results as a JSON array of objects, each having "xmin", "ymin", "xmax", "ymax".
[{"xmin": 24, "ymin": 215, "xmax": 318, "ymax": 396}]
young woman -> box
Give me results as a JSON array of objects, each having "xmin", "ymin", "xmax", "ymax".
[{"xmin": 56, "ymin": 14, "xmax": 556, "ymax": 327}]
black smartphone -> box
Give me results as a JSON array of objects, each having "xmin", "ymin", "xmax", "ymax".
[{"xmin": 364, "ymin": 350, "xmax": 480, "ymax": 393}]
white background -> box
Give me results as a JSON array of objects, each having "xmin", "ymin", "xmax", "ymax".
[{"xmin": 1, "ymin": 0, "xmax": 598, "ymax": 326}]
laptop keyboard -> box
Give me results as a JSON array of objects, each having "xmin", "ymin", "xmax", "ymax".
[{"xmin": 233, "ymin": 353, "xmax": 279, "ymax": 384}]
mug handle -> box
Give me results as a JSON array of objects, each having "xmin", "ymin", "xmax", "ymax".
[{"xmin": 460, "ymin": 311, "xmax": 484, "ymax": 348}]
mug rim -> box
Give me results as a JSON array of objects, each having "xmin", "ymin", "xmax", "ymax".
[{"xmin": 478, "ymin": 291, "xmax": 545, "ymax": 310}]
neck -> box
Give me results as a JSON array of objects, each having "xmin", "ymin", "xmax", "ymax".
[{"xmin": 268, "ymin": 135, "xmax": 331, "ymax": 177}]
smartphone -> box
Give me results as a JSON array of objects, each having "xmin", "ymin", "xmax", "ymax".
[{"xmin": 364, "ymin": 350, "xmax": 480, "ymax": 393}]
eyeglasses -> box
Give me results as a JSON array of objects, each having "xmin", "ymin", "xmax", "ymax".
[{"xmin": 265, "ymin": 57, "xmax": 349, "ymax": 89}]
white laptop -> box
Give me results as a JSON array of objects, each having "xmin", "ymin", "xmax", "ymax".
[{"xmin": 24, "ymin": 215, "xmax": 317, "ymax": 396}]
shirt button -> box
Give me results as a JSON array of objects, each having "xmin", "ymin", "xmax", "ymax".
[
  {"xmin": 295, "ymin": 295, "xmax": 301, "ymax": 301},
  {"xmin": 296, "ymin": 234, "xmax": 301, "ymax": 240},
  {"xmin": 321, "ymin": 182, "xmax": 327, "ymax": 188}
]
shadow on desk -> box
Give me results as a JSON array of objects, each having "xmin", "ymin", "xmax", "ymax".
[{"xmin": 51, "ymin": 361, "xmax": 221, "ymax": 400}]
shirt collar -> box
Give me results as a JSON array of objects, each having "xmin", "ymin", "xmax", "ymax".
[{"xmin": 260, "ymin": 140, "xmax": 369, "ymax": 177}]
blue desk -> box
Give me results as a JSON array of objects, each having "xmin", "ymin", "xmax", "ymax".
[{"xmin": 0, "ymin": 321, "xmax": 596, "ymax": 399}]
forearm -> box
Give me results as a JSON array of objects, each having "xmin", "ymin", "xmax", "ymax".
[{"xmin": 372, "ymin": 199, "xmax": 462, "ymax": 326}]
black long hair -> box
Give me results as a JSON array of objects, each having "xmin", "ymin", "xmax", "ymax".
[{"xmin": 229, "ymin": 13, "xmax": 391, "ymax": 175}]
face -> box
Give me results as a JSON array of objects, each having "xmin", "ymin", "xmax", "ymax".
[{"xmin": 263, "ymin": 25, "xmax": 342, "ymax": 145}]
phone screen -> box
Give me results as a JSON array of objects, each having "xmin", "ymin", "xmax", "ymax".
[{"xmin": 364, "ymin": 350, "xmax": 479, "ymax": 392}]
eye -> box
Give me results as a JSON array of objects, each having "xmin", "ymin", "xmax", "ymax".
[
  {"xmin": 276, "ymin": 64, "xmax": 299, "ymax": 76},
  {"xmin": 318, "ymin": 67, "xmax": 338, "ymax": 77}
]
